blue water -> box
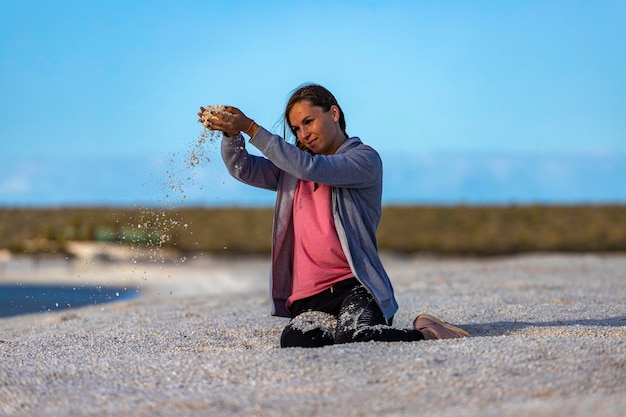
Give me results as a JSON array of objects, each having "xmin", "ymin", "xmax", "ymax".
[{"xmin": 0, "ymin": 284, "xmax": 140, "ymax": 318}]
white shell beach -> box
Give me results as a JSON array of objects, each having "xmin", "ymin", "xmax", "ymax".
[{"xmin": 1, "ymin": 253, "xmax": 625, "ymax": 416}]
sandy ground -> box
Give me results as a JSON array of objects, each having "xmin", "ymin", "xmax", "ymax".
[{"xmin": 0, "ymin": 253, "xmax": 625, "ymax": 417}]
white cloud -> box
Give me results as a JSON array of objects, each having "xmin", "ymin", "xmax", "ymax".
[
  {"xmin": 1, "ymin": 151, "xmax": 625, "ymax": 206},
  {"xmin": 380, "ymin": 150, "xmax": 626, "ymax": 204},
  {"xmin": 0, "ymin": 176, "xmax": 31, "ymax": 194}
]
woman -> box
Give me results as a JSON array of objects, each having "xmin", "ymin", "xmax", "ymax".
[{"xmin": 198, "ymin": 84, "xmax": 469, "ymax": 347}]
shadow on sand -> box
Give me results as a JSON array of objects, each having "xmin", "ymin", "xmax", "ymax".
[{"xmin": 464, "ymin": 316, "xmax": 626, "ymax": 337}]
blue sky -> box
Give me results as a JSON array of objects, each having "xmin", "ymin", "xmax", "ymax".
[{"xmin": 1, "ymin": 1, "xmax": 625, "ymax": 206}]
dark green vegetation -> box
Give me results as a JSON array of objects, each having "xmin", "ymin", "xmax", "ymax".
[{"xmin": 1, "ymin": 205, "xmax": 624, "ymax": 256}]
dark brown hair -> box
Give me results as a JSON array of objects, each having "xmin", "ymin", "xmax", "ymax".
[{"xmin": 284, "ymin": 84, "xmax": 348, "ymax": 151}]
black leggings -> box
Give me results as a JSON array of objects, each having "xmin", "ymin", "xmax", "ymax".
[{"xmin": 280, "ymin": 279, "xmax": 424, "ymax": 348}]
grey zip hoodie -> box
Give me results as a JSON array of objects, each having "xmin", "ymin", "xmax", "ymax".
[{"xmin": 221, "ymin": 127, "xmax": 399, "ymax": 320}]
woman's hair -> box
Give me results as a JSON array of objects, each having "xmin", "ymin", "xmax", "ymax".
[{"xmin": 283, "ymin": 84, "xmax": 348, "ymax": 151}]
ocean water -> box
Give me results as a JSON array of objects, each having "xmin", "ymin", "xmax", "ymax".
[{"xmin": 0, "ymin": 283, "xmax": 140, "ymax": 318}]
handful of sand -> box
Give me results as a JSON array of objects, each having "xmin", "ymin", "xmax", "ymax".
[
  {"xmin": 191, "ymin": 105, "xmax": 232, "ymax": 167},
  {"xmin": 198, "ymin": 104, "xmax": 231, "ymax": 127}
]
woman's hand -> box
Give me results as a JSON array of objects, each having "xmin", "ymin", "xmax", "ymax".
[{"xmin": 197, "ymin": 105, "xmax": 254, "ymax": 137}]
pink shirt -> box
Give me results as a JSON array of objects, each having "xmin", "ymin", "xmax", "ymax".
[{"xmin": 287, "ymin": 180, "xmax": 353, "ymax": 309}]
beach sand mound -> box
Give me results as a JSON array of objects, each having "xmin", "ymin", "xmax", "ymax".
[{"xmin": 1, "ymin": 254, "xmax": 625, "ymax": 417}]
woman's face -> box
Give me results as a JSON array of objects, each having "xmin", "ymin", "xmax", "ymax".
[{"xmin": 288, "ymin": 100, "xmax": 345, "ymax": 155}]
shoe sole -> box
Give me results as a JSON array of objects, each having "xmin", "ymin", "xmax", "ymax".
[{"xmin": 414, "ymin": 313, "xmax": 471, "ymax": 338}]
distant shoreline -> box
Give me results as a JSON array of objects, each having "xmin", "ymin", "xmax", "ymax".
[{"xmin": 1, "ymin": 204, "xmax": 625, "ymax": 257}]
